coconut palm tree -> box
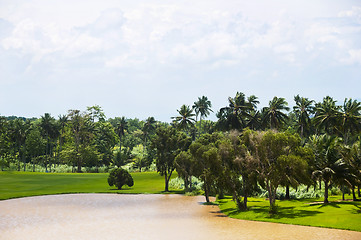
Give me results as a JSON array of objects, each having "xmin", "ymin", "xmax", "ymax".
[
  {"xmin": 192, "ymin": 100, "xmax": 201, "ymax": 122},
  {"xmin": 172, "ymin": 105, "xmax": 195, "ymax": 131},
  {"xmin": 262, "ymin": 96, "xmax": 290, "ymax": 130},
  {"xmin": 246, "ymin": 110, "xmax": 262, "ymax": 130},
  {"xmin": 313, "ymin": 96, "xmax": 341, "ymax": 135},
  {"xmin": 193, "ymin": 96, "xmax": 213, "ymax": 134},
  {"xmin": 341, "ymin": 138, "xmax": 361, "ymax": 200},
  {"xmin": 67, "ymin": 110, "xmax": 95, "ymax": 173},
  {"xmin": 142, "ymin": 117, "xmax": 156, "ymax": 151},
  {"xmin": 247, "ymin": 95, "xmax": 260, "ymax": 111},
  {"xmin": 9, "ymin": 118, "xmax": 30, "ymax": 171},
  {"xmin": 293, "ymin": 95, "xmax": 314, "ymax": 138},
  {"xmin": 218, "ymin": 92, "xmax": 255, "ymax": 130},
  {"xmin": 307, "ymin": 134, "xmax": 348, "ymax": 203},
  {"xmin": 57, "ymin": 114, "xmax": 68, "ymax": 165},
  {"xmin": 40, "ymin": 113, "xmax": 57, "ymax": 172},
  {"xmin": 339, "ymin": 98, "xmax": 361, "ymax": 145},
  {"xmin": 115, "ymin": 117, "xmax": 128, "ymax": 151}
]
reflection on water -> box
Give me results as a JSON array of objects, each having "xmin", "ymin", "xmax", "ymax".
[{"xmin": 0, "ymin": 194, "xmax": 360, "ymax": 240}]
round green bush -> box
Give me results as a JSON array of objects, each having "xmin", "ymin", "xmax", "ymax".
[{"xmin": 107, "ymin": 168, "xmax": 134, "ymax": 190}]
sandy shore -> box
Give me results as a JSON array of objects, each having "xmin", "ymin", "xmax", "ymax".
[{"xmin": 0, "ymin": 194, "xmax": 360, "ymax": 240}]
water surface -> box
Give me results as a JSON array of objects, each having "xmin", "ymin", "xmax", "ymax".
[{"xmin": 0, "ymin": 194, "xmax": 360, "ymax": 240}]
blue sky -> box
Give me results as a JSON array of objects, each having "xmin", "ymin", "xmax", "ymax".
[{"xmin": 1, "ymin": 0, "xmax": 361, "ymax": 122}]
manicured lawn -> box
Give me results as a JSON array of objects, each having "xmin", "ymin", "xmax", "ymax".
[
  {"xmin": 2, "ymin": 171, "xmax": 360, "ymax": 232},
  {"xmin": 218, "ymin": 195, "xmax": 361, "ymax": 232},
  {"xmin": 0, "ymin": 171, "xmax": 180, "ymax": 200}
]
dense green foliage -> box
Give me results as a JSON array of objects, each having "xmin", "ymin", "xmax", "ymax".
[
  {"xmin": 0, "ymin": 106, "xmax": 161, "ymax": 173},
  {"xmin": 108, "ymin": 168, "xmax": 134, "ymax": 190}
]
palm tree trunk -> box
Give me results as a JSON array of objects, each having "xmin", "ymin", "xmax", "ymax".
[
  {"xmin": 119, "ymin": 135, "xmax": 122, "ymax": 151},
  {"xmin": 199, "ymin": 116, "xmax": 202, "ymax": 135},
  {"xmin": 17, "ymin": 144, "xmax": 21, "ymax": 171},
  {"xmin": 49, "ymin": 143, "xmax": 52, "ymax": 172},
  {"xmin": 23, "ymin": 143, "xmax": 26, "ymax": 172},
  {"xmin": 358, "ymin": 185, "xmax": 361, "ymax": 198},
  {"xmin": 324, "ymin": 181, "xmax": 329, "ymax": 204},
  {"xmin": 45, "ymin": 137, "xmax": 49, "ymax": 172},
  {"xmin": 32, "ymin": 155, "xmax": 35, "ymax": 172}
]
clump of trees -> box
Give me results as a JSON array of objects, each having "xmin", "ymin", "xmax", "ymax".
[
  {"xmin": 167, "ymin": 93, "xmax": 361, "ymax": 212},
  {"xmin": 151, "ymin": 126, "xmax": 191, "ymax": 192},
  {"xmin": 108, "ymin": 168, "xmax": 134, "ymax": 190}
]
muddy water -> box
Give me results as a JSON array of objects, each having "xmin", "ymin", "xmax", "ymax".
[{"xmin": 0, "ymin": 194, "xmax": 360, "ymax": 240}]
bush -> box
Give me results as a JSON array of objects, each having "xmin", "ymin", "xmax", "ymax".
[
  {"xmin": 107, "ymin": 168, "xmax": 134, "ymax": 190},
  {"xmin": 169, "ymin": 176, "xmax": 203, "ymax": 191},
  {"xmin": 258, "ymin": 185, "xmax": 324, "ymax": 199}
]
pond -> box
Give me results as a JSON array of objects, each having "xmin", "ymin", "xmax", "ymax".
[{"xmin": 0, "ymin": 194, "xmax": 360, "ymax": 240}]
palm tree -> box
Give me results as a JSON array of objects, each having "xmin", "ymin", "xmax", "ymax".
[
  {"xmin": 115, "ymin": 117, "xmax": 128, "ymax": 151},
  {"xmin": 262, "ymin": 96, "xmax": 290, "ymax": 129},
  {"xmin": 9, "ymin": 119, "xmax": 30, "ymax": 171},
  {"xmin": 218, "ymin": 92, "xmax": 255, "ymax": 130},
  {"xmin": 40, "ymin": 113, "xmax": 57, "ymax": 172},
  {"xmin": 57, "ymin": 115, "xmax": 68, "ymax": 165},
  {"xmin": 193, "ymin": 96, "xmax": 213, "ymax": 134},
  {"xmin": 341, "ymin": 139, "xmax": 361, "ymax": 200},
  {"xmin": 293, "ymin": 95, "xmax": 314, "ymax": 138},
  {"xmin": 67, "ymin": 110, "xmax": 95, "ymax": 173},
  {"xmin": 192, "ymin": 101, "xmax": 201, "ymax": 122},
  {"xmin": 339, "ymin": 98, "xmax": 361, "ymax": 145},
  {"xmin": 142, "ymin": 117, "xmax": 156, "ymax": 152},
  {"xmin": 246, "ymin": 110, "xmax": 262, "ymax": 130},
  {"xmin": 307, "ymin": 134, "xmax": 348, "ymax": 203},
  {"xmin": 313, "ymin": 96, "xmax": 341, "ymax": 135},
  {"xmin": 247, "ymin": 95, "xmax": 260, "ymax": 111},
  {"xmin": 172, "ymin": 105, "xmax": 195, "ymax": 131}
]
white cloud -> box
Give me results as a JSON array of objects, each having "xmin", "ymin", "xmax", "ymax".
[
  {"xmin": 0, "ymin": 1, "xmax": 361, "ymax": 121},
  {"xmin": 338, "ymin": 6, "xmax": 361, "ymax": 20},
  {"xmin": 341, "ymin": 49, "xmax": 361, "ymax": 65},
  {"xmin": 105, "ymin": 55, "xmax": 147, "ymax": 68},
  {"xmin": 4, "ymin": 2, "xmax": 357, "ymax": 71}
]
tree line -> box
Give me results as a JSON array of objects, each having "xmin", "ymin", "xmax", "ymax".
[
  {"xmin": 0, "ymin": 105, "xmax": 159, "ymax": 173},
  {"xmin": 1, "ymin": 93, "xmax": 361, "ymax": 211},
  {"xmin": 154, "ymin": 93, "xmax": 361, "ymax": 211}
]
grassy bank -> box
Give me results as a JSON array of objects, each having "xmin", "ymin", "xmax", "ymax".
[
  {"xmin": 0, "ymin": 171, "xmax": 179, "ymax": 200},
  {"xmin": 218, "ymin": 196, "xmax": 361, "ymax": 232}
]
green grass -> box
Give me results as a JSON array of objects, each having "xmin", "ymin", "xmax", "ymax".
[
  {"xmin": 2, "ymin": 171, "xmax": 360, "ymax": 232},
  {"xmin": 0, "ymin": 171, "xmax": 181, "ymax": 200},
  {"xmin": 218, "ymin": 195, "xmax": 361, "ymax": 232}
]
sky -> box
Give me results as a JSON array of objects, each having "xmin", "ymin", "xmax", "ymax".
[{"xmin": 1, "ymin": 0, "xmax": 361, "ymax": 122}]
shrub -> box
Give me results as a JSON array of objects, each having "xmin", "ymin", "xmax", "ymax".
[{"xmin": 107, "ymin": 168, "xmax": 134, "ymax": 190}]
